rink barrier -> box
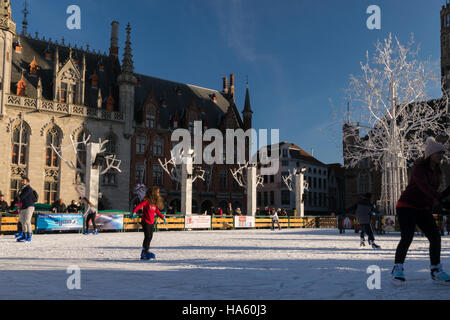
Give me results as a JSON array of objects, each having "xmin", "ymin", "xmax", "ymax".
[{"xmin": 8, "ymin": 211, "xmax": 443, "ymax": 234}]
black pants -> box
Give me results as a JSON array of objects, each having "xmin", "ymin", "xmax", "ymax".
[
  {"xmin": 85, "ymin": 213, "xmax": 97, "ymax": 230},
  {"xmin": 142, "ymin": 222, "xmax": 155, "ymax": 251},
  {"xmin": 360, "ymin": 224, "xmax": 375, "ymax": 242},
  {"xmin": 395, "ymin": 207, "xmax": 441, "ymax": 266}
]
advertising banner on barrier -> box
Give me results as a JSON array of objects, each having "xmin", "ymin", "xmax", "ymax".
[
  {"xmin": 36, "ymin": 214, "xmax": 84, "ymax": 231},
  {"xmin": 235, "ymin": 216, "xmax": 255, "ymax": 228},
  {"xmin": 91, "ymin": 214, "xmax": 124, "ymax": 231},
  {"xmin": 382, "ymin": 216, "xmax": 396, "ymax": 232},
  {"xmin": 185, "ymin": 215, "xmax": 211, "ymax": 229}
]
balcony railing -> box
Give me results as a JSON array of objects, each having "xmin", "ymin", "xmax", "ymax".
[{"xmin": 5, "ymin": 94, "xmax": 125, "ymax": 123}]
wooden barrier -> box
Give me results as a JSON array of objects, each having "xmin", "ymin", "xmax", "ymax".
[
  {"xmin": 211, "ymin": 216, "xmax": 234, "ymax": 229},
  {"xmin": 0, "ymin": 214, "xmax": 35, "ymax": 233},
  {"xmin": 156, "ymin": 216, "xmax": 185, "ymax": 231}
]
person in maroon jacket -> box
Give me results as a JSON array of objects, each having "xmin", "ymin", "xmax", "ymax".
[
  {"xmin": 133, "ymin": 187, "xmax": 167, "ymax": 260},
  {"xmin": 392, "ymin": 137, "xmax": 450, "ymax": 284}
]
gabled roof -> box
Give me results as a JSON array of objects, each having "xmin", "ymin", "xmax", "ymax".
[{"xmin": 134, "ymin": 74, "xmax": 244, "ymax": 130}]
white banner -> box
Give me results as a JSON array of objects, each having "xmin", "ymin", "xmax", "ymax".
[
  {"xmin": 234, "ymin": 216, "xmax": 255, "ymax": 228},
  {"xmin": 185, "ymin": 215, "xmax": 211, "ymax": 229}
]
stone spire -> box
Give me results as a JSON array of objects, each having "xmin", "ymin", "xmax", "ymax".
[
  {"xmin": 242, "ymin": 80, "xmax": 253, "ymax": 130},
  {"xmin": 121, "ymin": 23, "xmax": 134, "ymax": 74}
]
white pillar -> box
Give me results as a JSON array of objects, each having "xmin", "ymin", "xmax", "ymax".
[
  {"xmin": 247, "ymin": 166, "xmax": 257, "ymax": 216},
  {"xmin": 295, "ymin": 173, "xmax": 305, "ymax": 217},
  {"xmin": 181, "ymin": 156, "xmax": 193, "ymax": 216},
  {"xmin": 85, "ymin": 143, "xmax": 101, "ymax": 210}
]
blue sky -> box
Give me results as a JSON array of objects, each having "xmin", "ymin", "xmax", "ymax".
[{"xmin": 11, "ymin": 0, "xmax": 447, "ymax": 164}]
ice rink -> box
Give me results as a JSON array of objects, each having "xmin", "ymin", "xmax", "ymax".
[{"xmin": 0, "ymin": 228, "xmax": 449, "ymax": 300}]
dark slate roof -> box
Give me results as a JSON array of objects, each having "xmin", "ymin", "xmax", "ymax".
[
  {"xmin": 279, "ymin": 142, "xmax": 326, "ymax": 166},
  {"xmin": 11, "ymin": 35, "xmax": 121, "ymax": 110},
  {"xmin": 134, "ymin": 73, "xmax": 244, "ymax": 130}
]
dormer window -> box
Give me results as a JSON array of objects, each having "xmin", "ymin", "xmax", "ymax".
[
  {"xmin": 176, "ymin": 88, "xmax": 182, "ymax": 96},
  {"xmin": 99, "ymin": 64, "xmax": 104, "ymax": 72},
  {"xmin": 161, "ymin": 99, "xmax": 167, "ymax": 108},
  {"xmin": 16, "ymin": 77, "xmax": 26, "ymax": 96},
  {"xmin": 15, "ymin": 45, "xmax": 22, "ymax": 53},
  {"xmin": 29, "ymin": 57, "xmax": 38, "ymax": 76}
]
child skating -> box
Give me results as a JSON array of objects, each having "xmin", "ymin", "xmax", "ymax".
[{"xmin": 133, "ymin": 187, "xmax": 167, "ymax": 260}]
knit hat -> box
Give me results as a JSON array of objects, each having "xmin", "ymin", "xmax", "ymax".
[{"xmin": 424, "ymin": 137, "xmax": 446, "ymax": 159}]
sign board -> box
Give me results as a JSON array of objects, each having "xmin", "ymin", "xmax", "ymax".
[
  {"xmin": 234, "ymin": 216, "xmax": 255, "ymax": 228},
  {"xmin": 185, "ymin": 215, "xmax": 211, "ymax": 229},
  {"xmin": 36, "ymin": 214, "xmax": 83, "ymax": 231},
  {"xmin": 91, "ymin": 214, "xmax": 124, "ymax": 231},
  {"xmin": 382, "ymin": 216, "xmax": 396, "ymax": 232}
]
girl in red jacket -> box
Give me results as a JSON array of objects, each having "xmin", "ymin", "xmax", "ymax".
[
  {"xmin": 392, "ymin": 137, "xmax": 450, "ymax": 284},
  {"xmin": 133, "ymin": 187, "xmax": 167, "ymax": 260}
]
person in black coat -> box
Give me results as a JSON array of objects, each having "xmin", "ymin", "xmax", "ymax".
[
  {"xmin": 52, "ymin": 199, "xmax": 67, "ymax": 213},
  {"xmin": 0, "ymin": 193, "xmax": 9, "ymax": 212},
  {"xmin": 67, "ymin": 200, "xmax": 80, "ymax": 213}
]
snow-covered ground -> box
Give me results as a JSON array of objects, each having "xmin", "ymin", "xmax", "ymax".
[{"xmin": 0, "ymin": 228, "xmax": 449, "ymax": 300}]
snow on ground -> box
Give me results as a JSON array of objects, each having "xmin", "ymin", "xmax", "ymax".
[{"xmin": 0, "ymin": 228, "xmax": 449, "ymax": 300}]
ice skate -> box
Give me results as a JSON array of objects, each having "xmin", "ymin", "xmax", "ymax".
[
  {"xmin": 431, "ymin": 264, "xmax": 450, "ymax": 286},
  {"xmin": 391, "ymin": 264, "xmax": 406, "ymax": 285},
  {"xmin": 14, "ymin": 232, "xmax": 23, "ymax": 239},
  {"xmin": 16, "ymin": 233, "xmax": 26, "ymax": 242},
  {"xmin": 360, "ymin": 239, "xmax": 365, "ymax": 247},
  {"xmin": 92, "ymin": 230, "xmax": 98, "ymax": 235},
  {"xmin": 369, "ymin": 241, "xmax": 381, "ymax": 249},
  {"xmin": 83, "ymin": 229, "xmax": 90, "ymax": 235}
]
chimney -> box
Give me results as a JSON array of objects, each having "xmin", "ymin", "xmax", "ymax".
[
  {"xmin": 229, "ymin": 74, "xmax": 235, "ymax": 100},
  {"xmin": 109, "ymin": 21, "xmax": 119, "ymax": 60},
  {"xmin": 222, "ymin": 77, "xmax": 228, "ymax": 94}
]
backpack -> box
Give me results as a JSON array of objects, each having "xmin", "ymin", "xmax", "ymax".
[{"xmin": 32, "ymin": 189, "xmax": 39, "ymax": 203}]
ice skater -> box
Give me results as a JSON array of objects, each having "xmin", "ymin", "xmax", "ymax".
[
  {"xmin": 82, "ymin": 197, "xmax": 98, "ymax": 235},
  {"xmin": 133, "ymin": 187, "xmax": 167, "ymax": 260},
  {"xmin": 271, "ymin": 208, "xmax": 281, "ymax": 231},
  {"xmin": 392, "ymin": 137, "xmax": 450, "ymax": 284},
  {"xmin": 348, "ymin": 193, "xmax": 380, "ymax": 249},
  {"xmin": 16, "ymin": 177, "xmax": 36, "ymax": 242}
]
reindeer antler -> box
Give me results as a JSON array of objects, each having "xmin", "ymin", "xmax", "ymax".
[{"xmin": 100, "ymin": 155, "xmax": 122, "ymax": 175}]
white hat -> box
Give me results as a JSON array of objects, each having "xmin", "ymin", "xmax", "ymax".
[{"xmin": 424, "ymin": 137, "xmax": 446, "ymax": 159}]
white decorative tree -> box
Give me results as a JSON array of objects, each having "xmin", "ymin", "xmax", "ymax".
[
  {"xmin": 230, "ymin": 162, "xmax": 264, "ymax": 216},
  {"xmin": 159, "ymin": 149, "xmax": 205, "ymax": 215},
  {"xmin": 51, "ymin": 132, "xmax": 122, "ymax": 210},
  {"xmin": 282, "ymin": 168, "xmax": 309, "ymax": 217},
  {"xmin": 343, "ymin": 33, "xmax": 449, "ymax": 215}
]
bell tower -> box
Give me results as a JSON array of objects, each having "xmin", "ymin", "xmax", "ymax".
[
  {"xmin": 441, "ymin": 2, "xmax": 450, "ymax": 92},
  {"xmin": 0, "ymin": 0, "xmax": 16, "ymax": 117}
]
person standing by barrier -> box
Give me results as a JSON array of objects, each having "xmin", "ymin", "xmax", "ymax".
[
  {"xmin": 133, "ymin": 187, "xmax": 167, "ymax": 260},
  {"xmin": 271, "ymin": 208, "xmax": 281, "ymax": 231},
  {"xmin": 82, "ymin": 198, "xmax": 98, "ymax": 235},
  {"xmin": 392, "ymin": 137, "xmax": 450, "ymax": 284},
  {"xmin": 0, "ymin": 193, "xmax": 9, "ymax": 212},
  {"xmin": 67, "ymin": 200, "xmax": 79, "ymax": 213},
  {"xmin": 16, "ymin": 177, "xmax": 36, "ymax": 242},
  {"xmin": 337, "ymin": 213, "xmax": 345, "ymax": 234}
]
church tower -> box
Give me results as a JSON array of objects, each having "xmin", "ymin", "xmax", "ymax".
[
  {"xmin": 0, "ymin": 0, "xmax": 16, "ymax": 117},
  {"xmin": 117, "ymin": 23, "xmax": 137, "ymax": 138},
  {"xmin": 441, "ymin": 2, "xmax": 450, "ymax": 91}
]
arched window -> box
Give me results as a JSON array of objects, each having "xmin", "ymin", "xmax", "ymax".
[
  {"xmin": 10, "ymin": 120, "xmax": 30, "ymax": 202},
  {"xmin": 76, "ymin": 130, "xmax": 88, "ymax": 184},
  {"xmin": 44, "ymin": 126, "xmax": 61, "ymax": 204},
  {"xmin": 102, "ymin": 135, "xmax": 118, "ymax": 186},
  {"xmin": 11, "ymin": 123, "xmax": 29, "ymax": 165},
  {"xmin": 45, "ymin": 127, "xmax": 60, "ymax": 168}
]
